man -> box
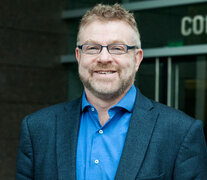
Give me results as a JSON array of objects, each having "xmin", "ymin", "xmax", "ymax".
[{"xmin": 16, "ymin": 4, "xmax": 207, "ymax": 180}]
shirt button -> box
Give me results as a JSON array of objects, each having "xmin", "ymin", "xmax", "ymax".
[
  {"xmin": 91, "ymin": 107, "xmax": 95, "ymax": 111},
  {"xmin": 94, "ymin": 159, "xmax": 99, "ymax": 164},
  {"xmin": 99, "ymin": 129, "xmax": 103, "ymax": 134}
]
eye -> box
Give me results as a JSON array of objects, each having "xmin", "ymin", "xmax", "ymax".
[
  {"xmin": 110, "ymin": 45, "xmax": 125, "ymax": 51},
  {"xmin": 85, "ymin": 45, "xmax": 100, "ymax": 51}
]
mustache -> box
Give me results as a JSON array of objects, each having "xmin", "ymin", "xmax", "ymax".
[{"xmin": 89, "ymin": 64, "xmax": 119, "ymax": 71}]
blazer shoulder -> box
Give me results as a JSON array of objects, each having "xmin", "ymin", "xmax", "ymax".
[
  {"xmin": 23, "ymin": 98, "xmax": 82, "ymax": 128},
  {"xmin": 153, "ymin": 100, "xmax": 195, "ymax": 121},
  {"xmin": 151, "ymin": 100, "xmax": 202, "ymax": 133},
  {"xmin": 135, "ymin": 88, "xmax": 198, "ymax": 129}
]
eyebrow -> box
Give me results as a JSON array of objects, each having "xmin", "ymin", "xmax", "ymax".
[
  {"xmin": 83, "ymin": 40, "xmax": 97, "ymax": 44},
  {"xmin": 82, "ymin": 39, "xmax": 127, "ymax": 45}
]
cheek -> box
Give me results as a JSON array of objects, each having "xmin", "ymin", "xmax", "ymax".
[
  {"xmin": 79, "ymin": 58, "xmax": 89, "ymax": 69},
  {"xmin": 79, "ymin": 60, "xmax": 92, "ymax": 76},
  {"xmin": 118, "ymin": 55, "xmax": 137, "ymax": 69},
  {"xmin": 121, "ymin": 61, "xmax": 136, "ymax": 73}
]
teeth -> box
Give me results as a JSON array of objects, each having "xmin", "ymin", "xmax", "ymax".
[{"xmin": 98, "ymin": 71, "xmax": 113, "ymax": 74}]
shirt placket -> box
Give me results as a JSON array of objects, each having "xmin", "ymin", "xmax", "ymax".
[{"xmin": 87, "ymin": 107, "xmax": 104, "ymax": 179}]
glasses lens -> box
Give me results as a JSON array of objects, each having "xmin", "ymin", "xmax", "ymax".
[
  {"xmin": 82, "ymin": 44, "xmax": 101, "ymax": 54},
  {"xmin": 108, "ymin": 44, "xmax": 127, "ymax": 54}
]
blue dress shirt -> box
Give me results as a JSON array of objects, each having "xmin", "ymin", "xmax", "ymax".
[{"xmin": 76, "ymin": 85, "xmax": 137, "ymax": 180}]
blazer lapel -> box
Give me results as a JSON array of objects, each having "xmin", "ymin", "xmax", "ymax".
[
  {"xmin": 56, "ymin": 98, "xmax": 82, "ymax": 180},
  {"xmin": 115, "ymin": 90, "xmax": 159, "ymax": 180}
]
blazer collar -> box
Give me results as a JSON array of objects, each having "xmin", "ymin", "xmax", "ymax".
[
  {"xmin": 115, "ymin": 89, "xmax": 159, "ymax": 180},
  {"xmin": 56, "ymin": 98, "xmax": 82, "ymax": 180}
]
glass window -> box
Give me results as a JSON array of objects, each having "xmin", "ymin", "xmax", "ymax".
[{"xmin": 171, "ymin": 55, "xmax": 207, "ymax": 123}]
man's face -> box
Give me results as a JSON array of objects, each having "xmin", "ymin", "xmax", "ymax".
[{"xmin": 76, "ymin": 20, "xmax": 143, "ymax": 100}]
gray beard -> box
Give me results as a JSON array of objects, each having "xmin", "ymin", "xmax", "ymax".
[{"xmin": 79, "ymin": 71, "xmax": 136, "ymax": 100}]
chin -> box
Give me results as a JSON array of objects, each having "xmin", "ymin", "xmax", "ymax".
[
  {"xmin": 89, "ymin": 83, "xmax": 129, "ymax": 100},
  {"xmin": 92, "ymin": 81, "xmax": 120, "ymax": 93},
  {"xmin": 91, "ymin": 89, "xmax": 122, "ymax": 100}
]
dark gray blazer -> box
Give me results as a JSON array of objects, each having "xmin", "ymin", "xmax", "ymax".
[{"xmin": 16, "ymin": 89, "xmax": 207, "ymax": 180}]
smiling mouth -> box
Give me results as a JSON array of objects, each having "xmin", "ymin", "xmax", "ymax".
[{"xmin": 94, "ymin": 70, "xmax": 116, "ymax": 75}]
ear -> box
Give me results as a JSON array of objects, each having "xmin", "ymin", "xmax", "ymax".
[
  {"xmin": 75, "ymin": 47, "xmax": 80, "ymax": 63},
  {"xmin": 134, "ymin": 49, "xmax": 143, "ymax": 72}
]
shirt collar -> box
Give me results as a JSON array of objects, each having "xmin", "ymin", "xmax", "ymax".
[
  {"xmin": 81, "ymin": 91, "xmax": 91, "ymax": 111},
  {"xmin": 111, "ymin": 85, "xmax": 136, "ymax": 112},
  {"xmin": 81, "ymin": 85, "xmax": 137, "ymax": 112}
]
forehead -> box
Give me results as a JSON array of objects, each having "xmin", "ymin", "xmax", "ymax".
[{"xmin": 79, "ymin": 20, "xmax": 135, "ymax": 44}]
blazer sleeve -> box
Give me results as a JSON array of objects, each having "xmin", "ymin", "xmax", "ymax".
[
  {"xmin": 16, "ymin": 116, "xmax": 34, "ymax": 180},
  {"xmin": 173, "ymin": 120, "xmax": 207, "ymax": 180}
]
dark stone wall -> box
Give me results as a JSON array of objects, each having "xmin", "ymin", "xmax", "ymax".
[{"xmin": 0, "ymin": 0, "xmax": 68, "ymax": 179}]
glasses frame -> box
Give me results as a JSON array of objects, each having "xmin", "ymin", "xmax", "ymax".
[{"xmin": 77, "ymin": 43, "xmax": 138, "ymax": 55}]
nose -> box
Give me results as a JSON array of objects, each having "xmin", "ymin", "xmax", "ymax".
[{"xmin": 97, "ymin": 46, "xmax": 113, "ymax": 64}]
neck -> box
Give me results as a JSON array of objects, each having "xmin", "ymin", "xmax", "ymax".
[{"xmin": 84, "ymin": 86, "xmax": 132, "ymax": 125}]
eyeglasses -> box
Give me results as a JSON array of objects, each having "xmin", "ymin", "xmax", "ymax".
[{"xmin": 77, "ymin": 43, "xmax": 138, "ymax": 55}]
